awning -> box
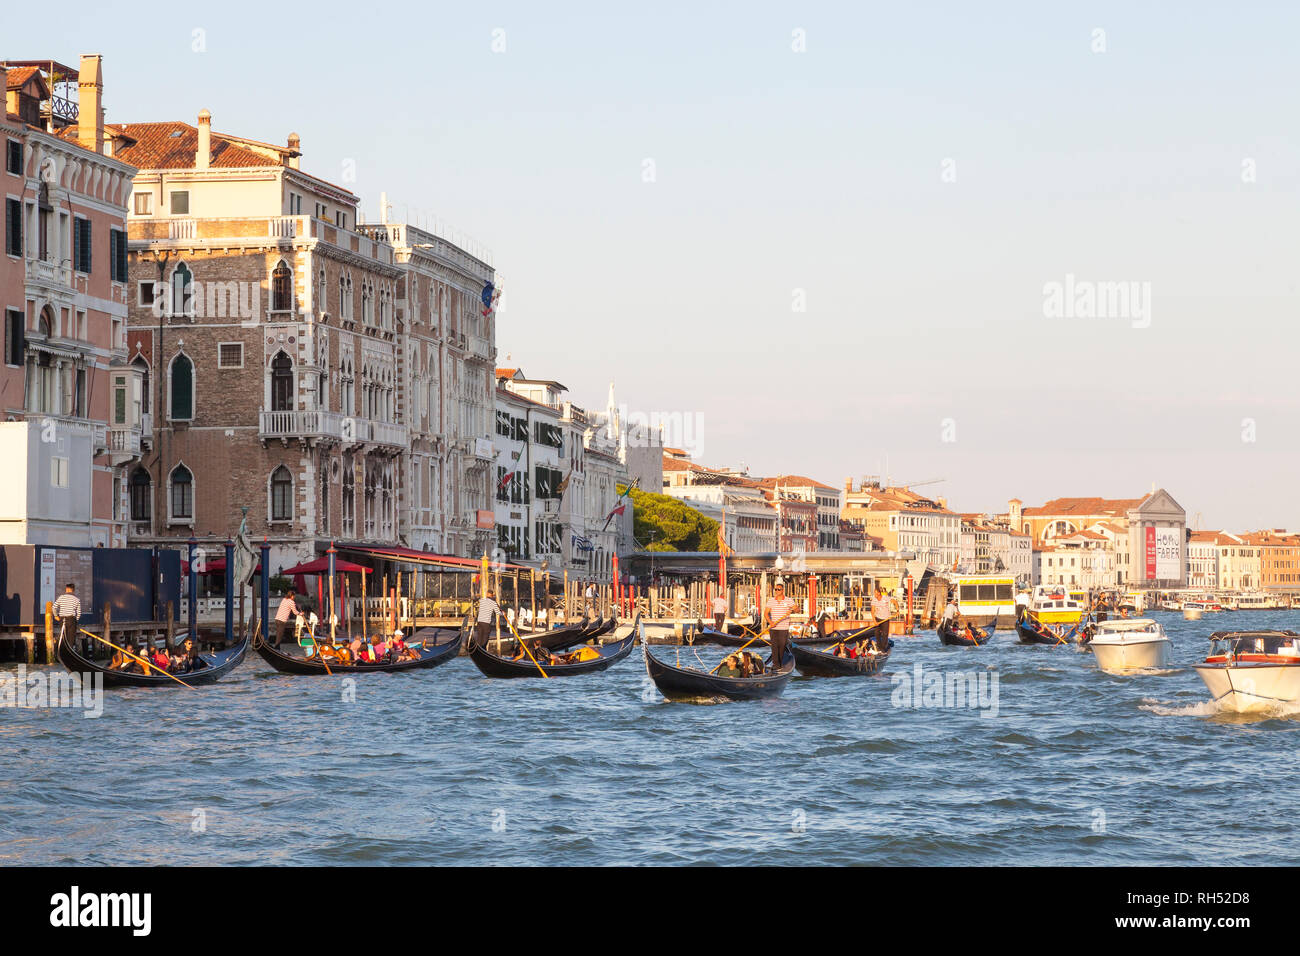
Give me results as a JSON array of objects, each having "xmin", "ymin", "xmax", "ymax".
[
  {"xmin": 283, "ymin": 556, "xmax": 372, "ymax": 575},
  {"xmin": 183, "ymin": 558, "xmax": 261, "ymax": 575}
]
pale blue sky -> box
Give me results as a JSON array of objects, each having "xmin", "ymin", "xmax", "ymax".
[{"xmin": 12, "ymin": 1, "xmax": 1299, "ymax": 530}]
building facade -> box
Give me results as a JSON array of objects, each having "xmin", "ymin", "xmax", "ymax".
[{"xmin": 0, "ymin": 56, "xmax": 140, "ymax": 548}]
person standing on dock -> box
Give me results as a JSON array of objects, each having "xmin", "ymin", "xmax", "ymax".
[
  {"xmin": 764, "ymin": 581, "xmax": 796, "ymax": 667},
  {"xmin": 476, "ymin": 589, "xmax": 501, "ymax": 645},
  {"xmin": 274, "ymin": 589, "xmax": 302, "ymax": 646},
  {"xmin": 53, "ymin": 583, "xmax": 81, "ymax": 648},
  {"xmin": 584, "ymin": 580, "xmax": 596, "ymax": 615},
  {"xmin": 871, "ymin": 585, "xmax": 893, "ymax": 651},
  {"xmin": 711, "ymin": 590, "xmax": 728, "ymax": 630}
]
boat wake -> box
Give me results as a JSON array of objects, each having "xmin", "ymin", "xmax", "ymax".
[{"xmin": 1139, "ymin": 696, "xmax": 1300, "ymax": 720}]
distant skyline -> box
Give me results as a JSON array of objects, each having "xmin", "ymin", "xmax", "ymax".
[{"xmin": 11, "ymin": 1, "xmax": 1298, "ymax": 530}]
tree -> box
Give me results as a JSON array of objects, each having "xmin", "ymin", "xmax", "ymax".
[{"xmin": 623, "ymin": 485, "xmax": 719, "ymax": 552}]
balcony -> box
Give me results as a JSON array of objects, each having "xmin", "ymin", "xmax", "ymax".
[
  {"xmin": 26, "ymin": 256, "xmax": 73, "ymax": 290},
  {"xmin": 259, "ymin": 408, "xmax": 343, "ymax": 444},
  {"xmin": 370, "ymin": 420, "xmax": 408, "ymax": 450},
  {"xmin": 106, "ymin": 425, "xmax": 142, "ymax": 464}
]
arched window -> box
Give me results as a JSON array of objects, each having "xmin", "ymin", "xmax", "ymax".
[
  {"xmin": 271, "ymin": 260, "xmax": 292, "ymax": 313},
  {"xmin": 132, "ymin": 355, "xmax": 150, "ymax": 414},
  {"xmin": 129, "ymin": 467, "xmax": 151, "ymax": 521},
  {"xmin": 318, "ymin": 269, "xmax": 327, "ymax": 315},
  {"xmin": 270, "ymin": 465, "xmax": 293, "ymax": 522},
  {"xmin": 169, "ymin": 464, "xmax": 193, "ymax": 520},
  {"xmin": 171, "ymin": 262, "xmax": 193, "ymax": 317},
  {"xmin": 270, "ymin": 351, "xmax": 293, "ymax": 411},
  {"xmin": 169, "ymin": 353, "xmax": 194, "ymax": 420}
]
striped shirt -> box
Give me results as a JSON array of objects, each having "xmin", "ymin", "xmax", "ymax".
[
  {"xmin": 871, "ymin": 595, "xmax": 892, "ymax": 620},
  {"xmin": 275, "ymin": 595, "xmax": 299, "ymax": 623},
  {"xmin": 766, "ymin": 597, "xmax": 796, "ymax": 631},
  {"xmin": 53, "ymin": 593, "xmax": 81, "ymax": 618},
  {"xmin": 477, "ymin": 597, "xmax": 500, "ymax": 623}
]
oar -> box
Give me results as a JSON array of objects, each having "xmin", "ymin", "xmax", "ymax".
[
  {"xmin": 307, "ymin": 623, "xmax": 332, "ymax": 676},
  {"xmin": 504, "ymin": 617, "xmax": 550, "ymax": 678},
  {"xmin": 78, "ymin": 628, "xmax": 194, "ymax": 690}
]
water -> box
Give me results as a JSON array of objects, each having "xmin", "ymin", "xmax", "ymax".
[{"xmin": 2, "ymin": 610, "xmax": 1298, "ymax": 865}]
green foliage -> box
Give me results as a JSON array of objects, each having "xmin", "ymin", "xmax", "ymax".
[{"xmin": 623, "ymin": 484, "xmax": 720, "ymax": 552}]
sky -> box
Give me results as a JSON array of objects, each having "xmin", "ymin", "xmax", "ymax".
[{"xmin": 11, "ymin": 1, "xmax": 1300, "ymax": 531}]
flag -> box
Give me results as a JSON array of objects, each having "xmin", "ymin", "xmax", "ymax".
[
  {"xmin": 557, "ymin": 469, "xmax": 573, "ymax": 498},
  {"xmin": 481, "ymin": 281, "xmax": 501, "ymax": 316},
  {"xmin": 602, "ymin": 477, "xmax": 639, "ymax": 530}
]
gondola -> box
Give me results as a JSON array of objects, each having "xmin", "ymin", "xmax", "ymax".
[
  {"xmin": 253, "ymin": 626, "xmax": 462, "ymax": 675},
  {"xmin": 792, "ymin": 639, "xmax": 893, "ymax": 677},
  {"xmin": 57, "ymin": 631, "xmax": 248, "ymax": 688},
  {"xmin": 692, "ymin": 618, "xmax": 882, "ymax": 647},
  {"xmin": 643, "ymin": 642, "xmax": 795, "ymax": 702},
  {"xmin": 467, "ymin": 616, "xmax": 639, "ymax": 678},
  {"xmin": 938, "ymin": 615, "xmax": 997, "ymax": 647},
  {"xmin": 1014, "ymin": 615, "xmax": 1077, "ymax": 646}
]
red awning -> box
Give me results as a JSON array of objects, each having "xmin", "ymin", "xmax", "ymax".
[{"xmin": 282, "ymin": 556, "xmax": 372, "ymax": 575}]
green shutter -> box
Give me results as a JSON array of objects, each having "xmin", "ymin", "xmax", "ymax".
[{"xmin": 171, "ymin": 355, "xmax": 193, "ymax": 420}]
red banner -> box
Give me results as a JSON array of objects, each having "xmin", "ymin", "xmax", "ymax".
[{"xmin": 1144, "ymin": 526, "xmax": 1157, "ymax": 580}]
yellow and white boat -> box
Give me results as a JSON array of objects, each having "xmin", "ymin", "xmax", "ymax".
[
  {"xmin": 952, "ymin": 574, "xmax": 1016, "ymax": 627},
  {"xmin": 1029, "ymin": 585, "xmax": 1085, "ymax": 625}
]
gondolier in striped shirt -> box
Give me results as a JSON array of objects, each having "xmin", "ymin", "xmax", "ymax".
[
  {"xmin": 476, "ymin": 589, "xmax": 501, "ymax": 645},
  {"xmin": 274, "ymin": 590, "xmax": 302, "ymax": 647},
  {"xmin": 53, "ymin": 583, "xmax": 81, "ymax": 647},
  {"xmin": 764, "ymin": 581, "xmax": 796, "ymax": 668},
  {"xmin": 870, "ymin": 585, "xmax": 893, "ymax": 652}
]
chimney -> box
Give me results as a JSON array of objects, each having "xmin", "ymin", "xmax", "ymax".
[
  {"xmin": 196, "ymin": 109, "xmax": 211, "ymax": 169},
  {"xmin": 286, "ymin": 132, "xmax": 300, "ymax": 169},
  {"xmin": 77, "ymin": 54, "xmax": 104, "ymax": 154}
]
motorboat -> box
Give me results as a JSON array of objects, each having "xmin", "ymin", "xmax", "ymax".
[
  {"xmin": 1029, "ymin": 585, "xmax": 1084, "ymax": 625},
  {"xmin": 1193, "ymin": 630, "xmax": 1300, "ymax": 713},
  {"xmin": 1088, "ymin": 618, "xmax": 1171, "ymax": 673}
]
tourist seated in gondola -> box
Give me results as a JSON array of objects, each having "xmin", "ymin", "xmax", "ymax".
[
  {"xmin": 963, "ymin": 622, "xmax": 977, "ymax": 642},
  {"xmin": 108, "ymin": 647, "xmax": 131, "ymax": 671},
  {"xmin": 741, "ymin": 651, "xmax": 765, "ymax": 677},
  {"xmin": 390, "ymin": 631, "xmax": 418, "ymax": 662},
  {"xmin": 561, "ymin": 645, "xmax": 600, "ymax": 664},
  {"xmin": 717, "ymin": 653, "xmax": 743, "ymax": 677},
  {"xmin": 168, "ymin": 644, "xmax": 189, "ymax": 672},
  {"xmin": 831, "ymin": 643, "xmax": 847, "ymax": 658},
  {"xmin": 149, "ymin": 644, "xmax": 170, "ymax": 672}
]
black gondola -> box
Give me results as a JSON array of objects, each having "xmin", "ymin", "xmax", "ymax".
[
  {"xmin": 938, "ymin": 615, "xmax": 997, "ymax": 647},
  {"xmin": 1014, "ymin": 615, "xmax": 1075, "ymax": 646},
  {"xmin": 692, "ymin": 618, "xmax": 875, "ymax": 647},
  {"xmin": 643, "ymin": 643, "xmax": 795, "ymax": 702},
  {"xmin": 57, "ymin": 632, "xmax": 248, "ymax": 688},
  {"xmin": 253, "ymin": 627, "xmax": 462, "ymax": 675},
  {"xmin": 792, "ymin": 640, "xmax": 893, "ymax": 677},
  {"xmin": 467, "ymin": 617, "xmax": 638, "ymax": 678}
]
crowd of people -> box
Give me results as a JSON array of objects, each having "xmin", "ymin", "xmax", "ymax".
[
  {"xmin": 107, "ymin": 637, "xmax": 204, "ymax": 675},
  {"xmin": 716, "ymin": 650, "xmax": 767, "ymax": 678},
  {"xmin": 305, "ymin": 630, "xmax": 423, "ymax": 665},
  {"xmin": 509, "ymin": 641, "xmax": 600, "ymax": 666}
]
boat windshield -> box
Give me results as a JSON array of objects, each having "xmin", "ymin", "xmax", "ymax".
[{"xmin": 1209, "ymin": 631, "xmax": 1300, "ymax": 656}]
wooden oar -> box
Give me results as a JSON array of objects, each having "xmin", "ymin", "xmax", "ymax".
[
  {"xmin": 78, "ymin": 628, "xmax": 194, "ymax": 690},
  {"xmin": 306, "ymin": 623, "xmax": 332, "ymax": 676},
  {"xmin": 504, "ymin": 617, "xmax": 550, "ymax": 678}
]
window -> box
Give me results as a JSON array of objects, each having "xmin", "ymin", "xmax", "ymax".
[
  {"xmin": 271, "ymin": 260, "xmax": 292, "ymax": 312},
  {"xmin": 335, "ymin": 211, "xmax": 346, "ymax": 229},
  {"xmin": 6, "ymin": 197, "xmax": 22, "ymax": 256},
  {"xmin": 133, "ymin": 356, "xmax": 150, "ymax": 415},
  {"xmin": 51, "ymin": 457, "xmax": 69, "ymax": 488},
  {"xmin": 169, "ymin": 465, "xmax": 193, "ymax": 520},
  {"xmin": 270, "ymin": 466, "xmax": 293, "ymax": 521},
  {"xmin": 218, "ymin": 342, "xmax": 243, "ymax": 369},
  {"xmin": 270, "ymin": 352, "xmax": 293, "ymax": 410},
  {"xmin": 72, "ymin": 217, "xmax": 92, "ymax": 273},
  {"xmin": 113, "ymin": 374, "xmax": 127, "ymax": 425},
  {"xmin": 138, "ymin": 281, "xmax": 157, "ymax": 308},
  {"xmin": 314, "ymin": 202, "xmax": 327, "ymax": 220},
  {"xmin": 5, "ymin": 309, "xmax": 21, "ymax": 367},
  {"xmin": 5, "ymin": 140, "xmax": 20, "ymax": 175},
  {"xmin": 132, "ymin": 192, "xmax": 152, "ymax": 215},
  {"xmin": 170, "ymin": 353, "xmax": 194, "ymax": 420},
  {"xmin": 171, "ymin": 262, "xmax": 193, "ymax": 316},
  {"xmin": 170, "ymin": 190, "xmax": 189, "ymax": 214},
  {"xmin": 109, "ymin": 228, "xmax": 128, "ymax": 282}
]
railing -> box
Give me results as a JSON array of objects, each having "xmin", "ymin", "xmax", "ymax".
[
  {"xmin": 259, "ymin": 408, "xmax": 344, "ymax": 440},
  {"xmin": 268, "ymin": 217, "xmax": 298, "ymax": 239},
  {"xmin": 106, "ymin": 426, "xmax": 142, "ymax": 456},
  {"xmin": 370, "ymin": 420, "xmax": 408, "ymax": 448},
  {"xmin": 169, "ymin": 218, "xmax": 196, "ymax": 240},
  {"xmin": 26, "ymin": 257, "xmax": 73, "ymax": 288}
]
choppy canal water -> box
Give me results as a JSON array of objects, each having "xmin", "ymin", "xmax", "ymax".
[{"xmin": 2, "ymin": 611, "xmax": 1297, "ymax": 866}]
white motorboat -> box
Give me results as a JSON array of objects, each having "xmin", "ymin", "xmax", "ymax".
[
  {"xmin": 1193, "ymin": 630, "xmax": 1300, "ymax": 713},
  {"xmin": 1088, "ymin": 618, "xmax": 1171, "ymax": 673}
]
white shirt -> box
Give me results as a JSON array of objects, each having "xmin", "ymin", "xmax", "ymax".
[
  {"xmin": 942, "ymin": 604, "xmax": 958, "ymax": 624},
  {"xmin": 711, "ymin": 596, "xmax": 727, "ymax": 614},
  {"xmin": 477, "ymin": 598, "xmax": 499, "ymax": 623}
]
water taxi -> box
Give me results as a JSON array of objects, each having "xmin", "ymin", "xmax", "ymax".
[
  {"xmin": 1194, "ymin": 630, "xmax": 1300, "ymax": 713},
  {"xmin": 1028, "ymin": 585, "xmax": 1085, "ymax": 625},
  {"xmin": 1088, "ymin": 618, "xmax": 1171, "ymax": 673}
]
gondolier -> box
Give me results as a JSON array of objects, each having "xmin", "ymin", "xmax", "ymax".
[
  {"xmin": 476, "ymin": 589, "xmax": 501, "ymax": 645},
  {"xmin": 53, "ymin": 583, "xmax": 81, "ymax": 647},
  {"xmin": 764, "ymin": 581, "xmax": 796, "ymax": 666},
  {"xmin": 941, "ymin": 597, "xmax": 959, "ymax": 629},
  {"xmin": 711, "ymin": 590, "xmax": 728, "ymax": 630},
  {"xmin": 274, "ymin": 590, "xmax": 302, "ymax": 647},
  {"xmin": 871, "ymin": 585, "xmax": 893, "ymax": 650}
]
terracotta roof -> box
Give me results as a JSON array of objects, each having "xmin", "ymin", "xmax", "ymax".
[
  {"xmin": 88, "ymin": 121, "xmax": 281, "ymax": 170},
  {"xmin": 5, "ymin": 66, "xmax": 46, "ymax": 93},
  {"xmin": 1022, "ymin": 496, "xmax": 1144, "ymax": 517},
  {"xmin": 755, "ymin": 475, "xmax": 836, "ymax": 491},
  {"xmin": 495, "ymin": 367, "xmax": 520, "ymax": 380}
]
